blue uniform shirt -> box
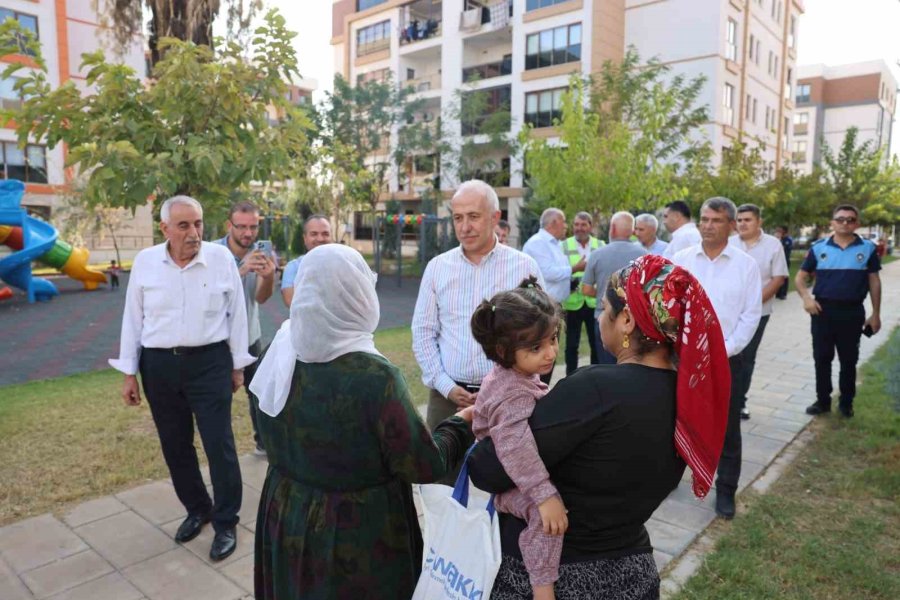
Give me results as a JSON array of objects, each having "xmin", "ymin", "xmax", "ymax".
[{"xmin": 800, "ymin": 235, "xmax": 880, "ymax": 303}]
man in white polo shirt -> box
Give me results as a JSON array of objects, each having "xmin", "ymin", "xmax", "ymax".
[
  {"xmin": 730, "ymin": 204, "xmax": 789, "ymax": 420},
  {"xmin": 673, "ymin": 197, "xmax": 761, "ymax": 520}
]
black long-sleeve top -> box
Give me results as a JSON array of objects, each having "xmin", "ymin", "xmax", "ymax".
[{"xmin": 468, "ymin": 364, "xmax": 687, "ymax": 562}]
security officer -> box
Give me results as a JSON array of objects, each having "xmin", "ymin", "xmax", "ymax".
[
  {"xmin": 796, "ymin": 204, "xmax": 882, "ymax": 418},
  {"xmin": 560, "ymin": 211, "xmax": 603, "ymax": 375}
]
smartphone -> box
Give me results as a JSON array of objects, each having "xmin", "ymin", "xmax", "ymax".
[
  {"xmin": 255, "ymin": 240, "xmax": 273, "ymax": 256},
  {"xmin": 862, "ymin": 324, "xmax": 874, "ymax": 338}
]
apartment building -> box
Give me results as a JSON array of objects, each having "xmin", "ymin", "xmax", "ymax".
[
  {"xmin": 0, "ymin": 0, "xmax": 152, "ymax": 261},
  {"xmin": 791, "ymin": 60, "xmax": 897, "ymax": 174},
  {"xmin": 331, "ymin": 0, "xmax": 802, "ymax": 243}
]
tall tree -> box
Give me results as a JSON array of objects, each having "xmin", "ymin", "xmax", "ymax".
[
  {"xmin": 99, "ymin": 0, "xmax": 262, "ymax": 65},
  {"xmin": 0, "ymin": 11, "xmax": 312, "ymax": 224},
  {"xmin": 821, "ymin": 126, "xmax": 887, "ymax": 211}
]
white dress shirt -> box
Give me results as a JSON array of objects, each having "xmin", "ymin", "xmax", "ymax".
[
  {"xmin": 412, "ymin": 242, "xmax": 544, "ymax": 397},
  {"xmin": 663, "ymin": 222, "xmax": 702, "ymax": 259},
  {"xmin": 672, "ymin": 243, "xmax": 762, "ymax": 357},
  {"xmin": 109, "ymin": 242, "xmax": 255, "ymax": 375},
  {"xmin": 522, "ymin": 228, "xmax": 572, "ymax": 302},
  {"xmin": 730, "ymin": 233, "xmax": 789, "ymax": 317}
]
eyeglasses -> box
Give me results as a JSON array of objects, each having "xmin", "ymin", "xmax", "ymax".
[
  {"xmin": 230, "ymin": 221, "xmax": 259, "ymax": 232},
  {"xmin": 833, "ymin": 217, "xmax": 857, "ymax": 224}
]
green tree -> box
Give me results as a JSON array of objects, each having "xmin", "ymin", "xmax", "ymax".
[
  {"xmin": 764, "ymin": 167, "xmax": 835, "ymax": 232},
  {"xmin": 0, "ymin": 11, "xmax": 312, "ymax": 225},
  {"xmin": 821, "ymin": 126, "xmax": 887, "ymax": 211}
]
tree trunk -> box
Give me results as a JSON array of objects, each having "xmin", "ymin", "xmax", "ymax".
[
  {"xmin": 107, "ymin": 222, "xmax": 122, "ymax": 266},
  {"xmin": 148, "ymin": 0, "xmax": 220, "ymax": 65}
]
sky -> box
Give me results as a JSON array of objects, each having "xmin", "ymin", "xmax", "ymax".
[{"xmin": 259, "ymin": 0, "xmax": 900, "ymax": 150}]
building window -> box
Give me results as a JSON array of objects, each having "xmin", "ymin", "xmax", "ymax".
[
  {"xmin": 748, "ymin": 34, "xmax": 755, "ymax": 61},
  {"xmin": 461, "ymin": 85, "xmax": 511, "ymax": 135},
  {"xmin": 0, "ymin": 8, "xmax": 39, "ymax": 54},
  {"xmin": 783, "ymin": 116, "xmax": 789, "ymax": 150},
  {"xmin": 0, "ymin": 143, "xmax": 47, "ymax": 184},
  {"xmin": 526, "ymin": 0, "xmax": 570, "ymax": 10},
  {"xmin": 754, "ymin": 39, "xmax": 761, "ymax": 65},
  {"xmin": 792, "ymin": 140, "xmax": 807, "ymax": 162},
  {"xmin": 525, "ymin": 23, "xmax": 582, "ymax": 70},
  {"xmin": 723, "ymin": 83, "xmax": 734, "ymax": 126},
  {"xmin": 356, "ymin": 20, "xmax": 391, "ymax": 57},
  {"xmin": 745, "ymin": 93, "xmax": 752, "ymax": 120},
  {"xmin": 0, "ymin": 76, "xmax": 24, "ymax": 110},
  {"xmin": 357, "ymin": 0, "xmax": 388, "ymax": 10},
  {"xmin": 751, "ymin": 98, "xmax": 758, "ymax": 123},
  {"xmin": 774, "ymin": 56, "xmax": 779, "ymax": 79},
  {"xmin": 726, "ymin": 19, "xmax": 737, "ymax": 61},
  {"xmin": 765, "ymin": 106, "xmax": 771, "ymax": 131},
  {"xmin": 784, "ymin": 68, "xmax": 792, "ymax": 100},
  {"xmin": 767, "ymin": 51, "xmax": 773, "ymax": 75},
  {"xmin": 525, "ymin": 88, "xmax": 565, "ymax": 128},
  {"xmin": 356, "ymin": 68, "xmax": 391, "ymax": 86},
  {"xmin": 796, "ymin": 83, "xmax": 811, "ymax": 103},
  {"xmin": 789, "ymin": 15, "xmax": 797, "ymax": 49}
]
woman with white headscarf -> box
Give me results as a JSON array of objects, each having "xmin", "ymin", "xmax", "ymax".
[{"xmin": 250, "ymin": 244, "xmax": 475, "ymax": 600}]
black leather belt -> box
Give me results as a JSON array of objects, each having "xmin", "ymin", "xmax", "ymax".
[
  {"xmin": 454, "ymin": 381, "xmax": 481, "ymax": 393},
  {"xmin": 144, "ymin": 340, "xmax": 228, "ymax": 356}
]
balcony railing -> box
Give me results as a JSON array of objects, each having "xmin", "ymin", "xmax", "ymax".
[
  {"xmin": 462, "ymin": 57, "xmax": 512, "ymax": 83},
  {"xmin": 460, "ymin": 0, "xmax": 512, "ymax": 34},
  {"xmin": 399, "ymin": 19, "xmax": 441, "ymax": 44},
  {"xmin": 792, "ymin": 152, "xmax": 807, "ymax": 163},
  {"xmin": 404, "ymin": 72, "xmax": 441, "ymax": 93},
  {"xmin": 793, "ymin": 123, "xmax": 808, "ymax": 136}
]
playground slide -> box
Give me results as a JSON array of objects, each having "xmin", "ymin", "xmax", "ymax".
[{"xmin": 0, "ymin": 180, "xmax": 107, "ymax": 302}]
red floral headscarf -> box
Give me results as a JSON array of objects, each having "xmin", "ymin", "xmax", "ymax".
[{"xmin": 608, "ymin": 255, "xmax": 730, "ymax": 498}]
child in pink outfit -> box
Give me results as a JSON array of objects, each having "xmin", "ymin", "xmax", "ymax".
[{"xmin": 470, "ymin": 277, "xmax": 567, "ymax": 600}]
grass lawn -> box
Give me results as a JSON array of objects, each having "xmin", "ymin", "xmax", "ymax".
[
  {"xmin": 0, "ymin": 324, "xmax": 591, "ymax": 526},
  {"xmin": 671, "ymin": 327, "xmax": 900, "ymax": 600}
]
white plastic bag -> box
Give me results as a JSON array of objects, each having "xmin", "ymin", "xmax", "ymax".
[{"xmin": 413, "ymin": 445, "xmax": 502, "ymax": 600}]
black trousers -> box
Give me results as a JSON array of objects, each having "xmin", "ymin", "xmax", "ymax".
[
  {"xmin": 738, "ymin": 314, "xmax": 770, "ymax": 409},
  {"xmin": 244, "ymin": 339, "xmax": 263, "ymax": 447},
  {"xmin": 564, "ymin": 304, "xmax": 599, "ymax": 375},
  {"xmin": 811, "ymin": 302, "xmax": 865, "ymax": 408},
  {"xmin": 716, "ymin": 355, "xmax": 744, "ymax": 497},
  {"xmin": 140, "ymin": 342, "xmax": 242, "ymax": 532}
]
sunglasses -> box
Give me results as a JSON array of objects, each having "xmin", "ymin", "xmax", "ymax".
[{"xmin": 833, "ymin": 217, "xmax": 857, "ymax": 224}]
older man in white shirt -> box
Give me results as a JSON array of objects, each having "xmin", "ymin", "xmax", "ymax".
[
  {"xmin": 110, "ymin": 196, "xmax": 255, "ymax": 562},
  {"xmin": 662, "ymin": 200, "xmax": 702, "ymax": 259},
  {"xmin": 731, "ymin": 204, "xmax": 789, "ymax": 420},
  {"xmin": 523, "ymin": 208, "xmax": 586, "ymax": 305},
  {"xmin": 634, "ymin": 213, "xmax": 669, "ymax": 255},
  {"xmin": 673, "ymin": 197, "xmax": 761, "ymax": 520},
  {"xmin": 412, "ymin": 180, "xmax": 543, "ymax": 443}
]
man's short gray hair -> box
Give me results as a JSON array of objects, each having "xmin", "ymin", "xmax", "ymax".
[
  {"xmin": 701, "ymin": 196, "xmax": 737, "ymax": 221},
  {"xmin": 452, "ymin": 179, "xmax": 500, "ymax": 212},
  {"xmin": 540, "ymin": 208, "xmax": 565, "ymax": 229},
  {"xmin": 574, "ymin": 211, "xmax": 592, "ymax": 225},
  {"xmin": 635, "ymin": 213, "xmax": 659, "ymax": 230},
  {"xmin": 160, "ymin": 195, "xmax": 203, "ymax": 224},
  {"xmin": 609, "ymin": 211, "xmax": 635, "ymax": 239}
]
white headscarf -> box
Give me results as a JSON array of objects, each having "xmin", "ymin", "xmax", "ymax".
[{"xmin": 249, "ymin": 244, "xmax": 382, "ymax": 416}]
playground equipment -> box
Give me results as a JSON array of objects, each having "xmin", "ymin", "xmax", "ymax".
[{"xmin": 0, "ymin": 180, "xmax": 107, "ymax": 302}]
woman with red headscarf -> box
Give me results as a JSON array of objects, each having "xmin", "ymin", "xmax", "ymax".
[{"xmin": 469, "ymin": 255, "xmax": 730, "ymax": 600}]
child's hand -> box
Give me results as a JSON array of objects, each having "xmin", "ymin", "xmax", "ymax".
[{"xmin": 538, "ymin": 496, "xmax": 568, "ymax": 536}]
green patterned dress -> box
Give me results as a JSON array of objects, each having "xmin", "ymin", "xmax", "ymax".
[{"xmin": 254, "ymin": 351, "xmax": 474, "ymax": 600}]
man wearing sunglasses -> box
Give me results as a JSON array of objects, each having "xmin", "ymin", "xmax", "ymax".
[{"xmin": 795, "ymin": 205, "xmax": 882, "ymax": 418}]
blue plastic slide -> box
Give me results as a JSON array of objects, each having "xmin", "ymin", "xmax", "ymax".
[{"xmin": 0, "ymin": 181, "xmax": 60, "ymax": 302}]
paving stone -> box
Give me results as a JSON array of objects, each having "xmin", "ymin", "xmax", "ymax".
[
  {"xmin": 737, "ymin": 460, "xmax": 767, "ymax": 491},
  {"xmin": 238, "ymin": 455, "xmax": 268, "ymax": 492},
  {"xmin": 742, "ymin": 433, "xmax": 789, "ymax": 465},
  {"xmin": 116, "ymin": 482, "xmax": 184, "ymax": 525},
  {"xmin": 74, "ymin": 512, "xmax": 175, "ymax": 570},
  {"xmin": 0, "ymin": 554, "xmax": 33, "ymax": 600},
  {"xmin": 770, "ymin": 408, "xmax": 812, "ymax": 424},
  {"xmin": 653, "ymin": 550, "xmax": 674, "ymax": 572},
  {"xmin": 645, "ymin": 518, "xmax": 696, "ymax": 557},
  {"xmin": 652, "ymin": 498, "xmax": 716, "ymax": 532},
  {"xmin": 746, "ymin": 414, "xmax": 807, "ymax": 433},
  {"xmin": 122, "ymin": 548, "xmax": 243, "ymax": 600},
  {"xmin": 20, "ymin": 550, "xmax": 113, "ymax": 599},
  {"xmin": 747, "ymin": 424, "xmax": 798, "ymax": 443},
  {"xmin": 237, "ymin": 485, "xmax": 261, "ymax": 533},
  {"xmin": 158, "ymin": 521, "xmax": 253, "ymax": 569},
  {"xmin": 45, "ymin": 573, "xmax": 143, "ymax": 600},
  {"xmin": 62, "ymin": 497, "xmax": 128, "ymax": 529},
  {"xmin": 218, "ymin": 553, "xmax": 255, "ymax": 594},
  {"xmin": 0, "ymin": 515, "xmax": 88, "ymax": 574}
]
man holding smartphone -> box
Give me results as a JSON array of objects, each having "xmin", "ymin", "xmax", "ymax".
[
  {"xmin": 795, "ymin": 205, "xmax": 882, "ymax": 418},
  {"xmin": 219, "ymin": 201, "xmax": 277, "ymax": 454}
]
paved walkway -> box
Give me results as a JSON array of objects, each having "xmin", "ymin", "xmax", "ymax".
[
  {"xmin": 0, "ymin": 273, "xmax": 422, "ymax": 387},
  {"xmin": 0, "ymin": 261, "xmax": 897, "ymax": 599}
]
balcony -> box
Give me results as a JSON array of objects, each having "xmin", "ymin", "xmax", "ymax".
[
  {"xmin": 399, "ymin": 0, "xmax": 442, "ymax": 46},
  {"xmin": 463, "ymin": 56, "xmax": 512, "ymax": 83},
  {"xmin": 460, "ymin": 0, "xmax": 513, "ymax": 36},
  {"xmin": 404, "ymin": 72, "xmax": 441, "ymax": 93},
  {"xmin": 793, "ymin": 123, "xmax": 808, "ymax": 136},
  {"xmin": 792, "ymin": 152, "xmax": 806, "ymax": 163}
]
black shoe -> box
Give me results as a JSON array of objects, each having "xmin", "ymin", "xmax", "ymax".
[
  {"xmin": 838, "ymin": 405, "xmax": 854, "ymax": 418},
  {"xmin": 740, "ymin": 407, "xmax": 751, "ymax": 420},
  {"xmin": 805, "ymin": 402, "xmax": 831, "ymax": 416},
  {"xmin": 715, "ymin": 492, "xmax": 736, "ymax": 519},
  {"xmin": 174, "ymin": 514, "xmax": 210, "ymax": 543},
  {"xmin": 210, "ymin": 528, "xmax": 237, "ymax": 562}
]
